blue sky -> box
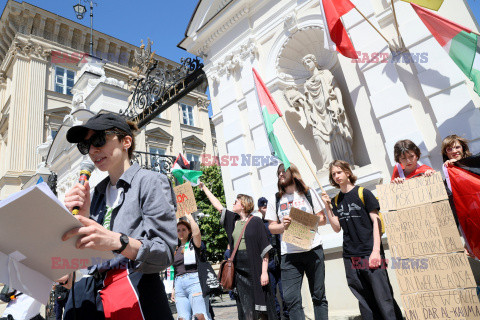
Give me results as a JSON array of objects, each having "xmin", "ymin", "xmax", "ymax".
[
  {"xmin": 0, "ymin": 0, "xmax": 476, "ymax": 63},
  {"xmin": 0, "ymin": 0, "xmax": 200, "ymax": 63}
]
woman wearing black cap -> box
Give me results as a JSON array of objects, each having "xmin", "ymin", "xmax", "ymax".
[{"xmin": 60, "ymin": 112, "xmax": 177, "ymax": 320}]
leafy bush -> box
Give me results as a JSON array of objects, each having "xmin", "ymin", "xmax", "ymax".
[{"xmin": 194, "ymin": 165, "xmax": 228, "ymax": 263}]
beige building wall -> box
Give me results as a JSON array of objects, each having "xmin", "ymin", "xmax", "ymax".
[{"xmin": 0, "ymin": 0, "xmax": 214, "ymax": 200}]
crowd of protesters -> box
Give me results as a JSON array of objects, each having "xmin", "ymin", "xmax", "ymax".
[{"xmin": 3, "ymin": 112, "xmax": 477, "ymax": 320}]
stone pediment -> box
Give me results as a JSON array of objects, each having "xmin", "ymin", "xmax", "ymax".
[
  {"xmin": 145, "ymin": 127, "xmax": 173, "ymax": 141},
  {"xmin": 184, "ymin": 0, "xmax": 233, "ymax": 37},
  {"xmin": 45, "ymin": 106, "xmax": 71, "ymax": 116},
  {"xmin": 182, "ymin": 135, "xmax": 206, "ymax": 148}
]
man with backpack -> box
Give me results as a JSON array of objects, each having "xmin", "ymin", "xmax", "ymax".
[
  {"xmin": 265, "ymin": 163, "xmax": 328, "ymax": 320},
  {"xmin": 322, "ymin": 160, "xmax": 403, "ymax": 319}
]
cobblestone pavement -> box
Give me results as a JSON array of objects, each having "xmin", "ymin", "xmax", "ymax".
[{"xmin": 172, "ymin": 295, "xmax": 239, "ymax": 319}]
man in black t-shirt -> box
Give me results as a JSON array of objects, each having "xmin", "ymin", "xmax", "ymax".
[{"xmin": 322, "ymin": 160, "xmax": 403, "ymax": 320}]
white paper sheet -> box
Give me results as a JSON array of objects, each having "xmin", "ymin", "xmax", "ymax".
[{"xmin": 0, "ymin": 182, "xmax": 114, "ymax": 304}]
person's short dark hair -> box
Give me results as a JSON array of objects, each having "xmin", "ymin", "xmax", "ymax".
[
  {"xmin": 393, "ymin": 139, "xmax": 421, "ymax": 163},
  {"xmin": 328, "ymin": 160, "xmax": 357, "ymax": 188},
  {"xmin": 257, "ymin": 197, "xmax": 268, "ymax": 208}
]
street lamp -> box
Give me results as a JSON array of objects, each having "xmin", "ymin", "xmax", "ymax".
[{"xmin": 73, "ymin": 0, "xmax": 95, "ymax": 56}]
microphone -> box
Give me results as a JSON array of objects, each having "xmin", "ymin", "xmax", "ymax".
[{"xmin": 72, "ymin": 160, "xmax": 95, "ymax": 215}]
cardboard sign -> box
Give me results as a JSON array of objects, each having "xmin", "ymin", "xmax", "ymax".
[
  {"xmin": 283, "ymin": 207, "xmax": 320, "ymax": 250},
  {"xmin": 393, "ymin": 253, "xmax": 476, "ymax": 294},
  {"xmin": 382, "ymin": 201, "xmax": 463, "ymax": 258},
  {"xmin": 174, "ymin": 182, "xmax": 197, "ymax": 218},
  {"xmin": 376, "ymin": 172, "xmax": 447, "ymax": 211},
  {"xmin": 376, "ymin": 173, "xmax": 480, "ymax": 320},
  {"xmin": 401, "ymin": 288, "xmax": 480, "ymax": 320}
]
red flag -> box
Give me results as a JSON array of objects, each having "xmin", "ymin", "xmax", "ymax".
[
  {"xmin": 321, "ymin": 0, "xmax": 358, "ymax": 59},
  {"xmin": 446, "ymin": 157, "xmax": 480, "ymax": 260}
]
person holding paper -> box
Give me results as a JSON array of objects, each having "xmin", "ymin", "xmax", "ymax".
[
  {"xmin": 323, "ymin": 160, "xmax": 403, "ymax": 320},
  {"xmin": 265, "ymin": 163, "xmax": 328, "ymax": 320},
  {"xmin": 171, "ymin": 214, "xmax": 212, "ymax": 320},
  {"xmin": 199, "ymin": 182, "xmax": 276, "ymax": 320},
  {"xmin": 390, "ymin": 140, "xmax": 435, "ymax": 184},
  {"xmin": 61, "ymin": 113, "xmax": 177, "ymax": 320}
]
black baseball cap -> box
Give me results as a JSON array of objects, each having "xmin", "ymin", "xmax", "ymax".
[
  {"xmin": 66, "ymin": 113, "xmax": 132, "ymax": 143},
  {"xmin": 258, "ymin": 197, "xmax": 268, "ymax": 208}
]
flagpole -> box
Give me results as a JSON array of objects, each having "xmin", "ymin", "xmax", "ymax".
[
  {"xmin": 353, "ymin": 6, "xmax": 392, "ymax": 47},
  {"xmin": 390, "ymin": 0, "xmax": 402, "ymax": 43},
  {"xmin": 280, "ymin": 116, "xmax": 326, "ymax": 194}
]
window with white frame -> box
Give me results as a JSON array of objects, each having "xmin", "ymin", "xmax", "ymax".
[
  {"xmin": 181, "ymin": 103, "xmax": 194, "ymax": 126},
  {"xmin": 150, "ymin": 147, "xmax": 166, "ymax": 172},
  {"xmin": 55, "ymin": 66, "xmax": 75, "ymax": 95},
  {"xmin": 186, "ymin": 153, "xmax": 200, "ymax": 163}
]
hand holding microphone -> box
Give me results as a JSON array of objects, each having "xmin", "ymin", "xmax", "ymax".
[{"xmin": 64, "ymin": 160, "xmax": 95, "ymax": 217}]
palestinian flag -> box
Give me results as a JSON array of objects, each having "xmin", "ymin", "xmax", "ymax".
[
  {"xmin": 252, "ymin": 68, "xmax": 291, "ymax": 169},
  {"xmin": 445, "ymin": 153, "xmax": 480, "ymax": 260},
  {"xmin": 401, "ymin": 0, "xmax": 444, "ymax": 11},
  {"xmin": 320, "ymin": 0, "xmax": 358, "ymax": 59},
  {"xmin": 412, "ymin": 3, "xmax": 480, "ymax": 96},
  {"xmin": 172, "ymin": 153, "xmax": 203, "ymax": 186}
]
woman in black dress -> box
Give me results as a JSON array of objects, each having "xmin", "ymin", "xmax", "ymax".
[{"xmin": 199, "ymin": 182, "xmax": 275, "ymax": 320}]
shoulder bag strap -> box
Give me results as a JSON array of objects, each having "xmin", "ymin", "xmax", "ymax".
[{"xmin": 230, "ymin": 216, "xmax": 253, "ymax": 261}]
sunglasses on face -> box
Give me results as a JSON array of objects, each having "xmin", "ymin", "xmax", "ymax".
[
  {"xmin": 77, "ymin": 130, "xmax": 116, "ymax": 155},
  {"xmin": 446, "ymin": 145, "xmax": 462, "ymax": 153}
]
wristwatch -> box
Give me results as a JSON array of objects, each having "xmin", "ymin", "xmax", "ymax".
[{"xmin": 113, "ymin": 233, "xmax": 129, "ymax": 254}]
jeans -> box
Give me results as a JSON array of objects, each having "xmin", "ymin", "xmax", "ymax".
[
  {"xmin": 54, "ymin": 297, "xmax": 68, "ymax": 320},
  {"xmin": 281, "ymin": 246, "xmax": 328, "ymax": 320},
  {"xmin": 174, "ymin": 272, "xmax": 210, "ymax": 320}
]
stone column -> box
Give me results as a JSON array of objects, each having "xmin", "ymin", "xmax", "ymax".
[
  {"xmin": 7, "ymin": 45, "xmax": 30, "ymax": 173},
  {"xmin": 7, "ymin": 41, "xmax": 49, "ymax": 173},
  {"xmin": 25, "ymin": 47, "xmax": 49, "ymax": 171}
]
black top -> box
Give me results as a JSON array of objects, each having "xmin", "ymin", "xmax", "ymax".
[
  {"xmin": 173, "ymin": 244, "xmax": 198, "ymax": 277},
  {"xmin": 221, "ymin": 209, "xmax": 272, "ymax": 309},
  {"xmin": 263, "ymin": 219, "xmax": 281, "ymax": 270},
  {"xmin": 332, "ymin": 186, "xmax": 380, "ymax": 257}
]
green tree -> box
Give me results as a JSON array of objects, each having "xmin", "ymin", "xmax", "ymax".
[{"xmin": 193, "ymin": 164, "xmax": 228, "ymax": 263}]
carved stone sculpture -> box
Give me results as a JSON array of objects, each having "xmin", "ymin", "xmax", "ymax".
[{"xmin": 285, "ymin": 54, "xmax": 354, "ymax": 170}]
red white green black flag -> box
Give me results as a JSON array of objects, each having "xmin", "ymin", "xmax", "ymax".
[
  {"xmin": 252, "ymin": 68, "xmax": 291, "ymax": 169},
  {"xmin": 412, "ymin": 3, "xmax": 480, "ymax": 97}
]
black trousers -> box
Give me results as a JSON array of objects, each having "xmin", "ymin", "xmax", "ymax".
[{"xmin": 343, "ymin": 256, "xmax": 403, "ymax": 320}]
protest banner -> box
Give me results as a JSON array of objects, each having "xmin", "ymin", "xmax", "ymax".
[
  {"xmin": 401, "ymin": 288, "xmax": 480, "ymax": 320},
  {"xmin": 283, "ymin": 207, "xmax": 319, "ymax": 250},
  {"xmin": 173, "ymin": 182, "xmax": 197, "ymax": 218},
  {"xmin": 377, "ymin": 172, "xmax": 480, "ymax": 319},
  {"xmin": 376, "ymin": 172, "xmax": 447, "ymax": 211}
]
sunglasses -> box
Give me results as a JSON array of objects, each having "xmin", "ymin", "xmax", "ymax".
[
  {"xmin": 77, "ymin": 130, "xmax": 116, "ymax": 155},
  {"xmin": 446, "ymin": 145, "xmax": 462, "ymax": 153}
]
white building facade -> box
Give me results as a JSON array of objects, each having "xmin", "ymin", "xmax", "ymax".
[{"xmin": 179, "ymin": 0, "xmax": 480, "ymax": 317}]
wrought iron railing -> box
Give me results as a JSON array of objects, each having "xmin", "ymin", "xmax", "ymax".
[
  {"xmin": 122, "ymin": 57, "xmax": 205, "ymax": 128},
  {"xmin": 131, "ymin": 151, "xmax": 176, "ymax": 175}
]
